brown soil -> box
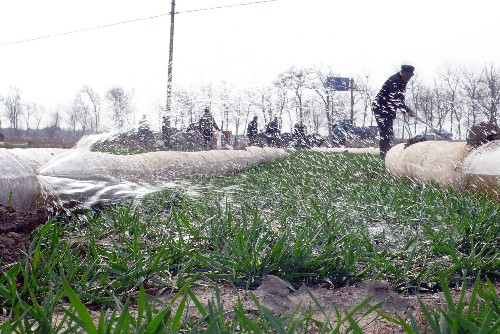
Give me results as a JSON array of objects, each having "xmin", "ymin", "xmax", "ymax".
[
  {"xmin": 162, "ymin": 275, "xmax": 499, "ymax": 333},
  {"xmin": 51, "ymin": 275, "xmax": 498, "ymax": 333},
  {"xmin": 0, "ymin": 204, "xmax": 49, "ymax": 265},
  {"xmin": 212, "ymin": 276, "xmax": 411, "ymax": 333},
  {"xmin": 466, "ymin": 122, "xmax": 500, "ymax": 146}
]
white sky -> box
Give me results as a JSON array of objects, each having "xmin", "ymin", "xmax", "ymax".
[{"xmin": 1, "ymin": 0, "xmax": 499, "ymax": 127}]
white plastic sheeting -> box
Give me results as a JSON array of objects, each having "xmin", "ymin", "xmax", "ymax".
[
  {"xmin": 6, "ymin": 147, "xmax": 288, "ymax": 210},
  {"xmin": 3, "ymin": 141, "xmax": 498, "ymax": 211},
  {"xmin": 385, "ymin": 140, "xmax": 500, "ymax": 200},
  {"xmin": 463, "ymin": 140, "xmax": 500, "ymax": 200},
  {"xmin": 0, "ymin": 148, "xmax": 68, "ymax": 209},
  {"xmin": 385, "ymin": 141, "xmax": 471, "ymax": 189}
]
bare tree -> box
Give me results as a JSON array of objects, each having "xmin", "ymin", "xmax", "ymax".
[
  {"xmin": 460, "ymin": 66, "xmax": 483, "ymax": 129},
  {"xmin": 199, "ymin": 84, "xmax": 214, "ymax": 111},
  {"xmin": 418, "ymin": 86, "xmax": 438, "ymax": 129},
  {"xmin": 72, "ymin": 94, "xmax": 90, "ymax": 134},
  {"xmin": 66, "ymin": 101, "xmax": 80, "ymax": 133},
  {"xmin": 225, "ymin": 91, "xmax": 245, "ymax": 139},
  {"xmin": 439, "ymin": 64, "xmax": 462, "ymax": 134},
  {"xmin": 1, "ymin": 87, "xmax": 24, "ymax": 134},
  {"xmin": 272, "ymin": 79, "xmax": 289, "ymax": 127},
  {"xmin": 305, "ymin": 97, "xmax": 324, "ymax": 133},
  {"xmin": 406, "ymin": 74, "xmax": 426, "ymax": 134},
  {"xmin": 23, "ymin": 102, "xmax": 45, "ymax": 137},
  {"xmin": 172, "ymin": 91, "xmax": 188, "ymax": 129},
  {"xmin": 197, "ymin": 84, "xmax": 216, "ymax": 126},
  {"xmin": 429, "ymin": 80, "xmax": 449, "ymax": 131},
  {"xmin": 255, "ymin": 87, "xmax": 273, "ymax": 125},
  {"xmin": 173, "ymin": 89, "xmax": 198, "ymax": 128},
  {"xmin": 309, "ymin": 65, "xmax": 340, "ymax": 141},
  {"xmin": 22, "ymin": 103, "xmax": 34, "ymax": 136},
  {"xmin": 218, "ymin": 81, "xmax": 234, "ymax": 131},
  {"xmin": 353, "ymin": 73, "xmax": 376, "ymax": 127},
  {"xmin": 479, "ymin": 64, "xmax": 500, "ymax": 125},
  {"xmin": 32, "ymin": 103, "xmax": 45, "ymax": 134},
  {"xmin": 276, "ymin": 66, "xmax": 312, "ymax": 122},
  {"xmin": 80, "ymin": 85, "xmax": 102, "ymax": 132},
  {"xmin": 46, "ymin": 109, "xmax": 61, "ymax": 140},
  {"xmin": 240, "ymin": 88, "xmax": 259, "ymax": 133},
  {"xmin": 106, "ymin": 87, "xmax": 134, "ymax": 130}
]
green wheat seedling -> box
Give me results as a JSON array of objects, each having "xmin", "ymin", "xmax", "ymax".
[{"xmin": 381, "ymin": 273, "xmax": 499, "ymax": 333}]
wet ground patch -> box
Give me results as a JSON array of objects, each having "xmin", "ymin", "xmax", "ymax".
[{"xmin": 0, "ymin": 204, "xmax": 49, "ymax": 265}]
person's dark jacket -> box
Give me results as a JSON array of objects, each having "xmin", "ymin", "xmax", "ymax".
[
  {"xmin": 372, "ymin": 72, "xmax": 410, "ymax": 119},
  {"xmin": 198, "ymin": 113, "xmax": 219, "ymax": 135},
  {"xmin": 247, "ymin": 119, "xmax": 258, "ymax": 137},
  {"xmin": 293, "ymin": 123, "xmax": 306, "ymax": 140},
  {"xmin": 266, "ymin": 120, "xmax": 279, "ymax": 135}
]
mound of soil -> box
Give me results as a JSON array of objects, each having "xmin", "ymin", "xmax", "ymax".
[
  {"xmin": 0, "ymin": 204, "xmax": 49, "ymax": 265},
  {"xmin": 404, "ymin": 136, "xmax": 427, "ymax": 148},
  {"xmin": 467, "ymin": 122, "xmax": 500, "ymax": 146},
  {"xmin": 92, "ymin": 132, "xmax": 160, "ymax": 151}
]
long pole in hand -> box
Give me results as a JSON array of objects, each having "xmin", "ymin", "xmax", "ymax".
[{"xmin": 413, "ymin": 115, "xmax": 441, "ymax": 133}]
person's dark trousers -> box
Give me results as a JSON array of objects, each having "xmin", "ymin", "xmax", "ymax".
[
  {"xmin": 202, "ymin": 132, "xmax": 212, "ymax": 149},
  {"xmin": 247, "ymin": 134, "xmax": 255, "ymax": 145},
  {"xmin": 375, "ymin": 116, "xmax": 394, "ymax": 160}
]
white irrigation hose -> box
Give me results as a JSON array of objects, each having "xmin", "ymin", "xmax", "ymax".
[
  {"xmin": 386, "ymin": 139, "xmax": 500, "ymax": 201},
  {"xmin": 1, "ymin": 147, "xmax": 291, "ymax": 211}
]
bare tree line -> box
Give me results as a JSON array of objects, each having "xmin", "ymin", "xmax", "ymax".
[
  {"xmin": 405, "ymin": 64, "xmax": 499, "ymax": 139},
  {"xmin": 171, "ymin": 63, "xmax": 498, "ymax": 141},
  {"xmin": 0, "ymin": 85, "xmax": 136, "ymax": 138},
  {"xmin": 1, "ymin": 62, "xmax": 498, "ymax": 142}
]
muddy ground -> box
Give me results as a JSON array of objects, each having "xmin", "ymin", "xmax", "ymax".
[{"xmin": 0, "ymin": 204, "xmax": 49, "ymax": 265}]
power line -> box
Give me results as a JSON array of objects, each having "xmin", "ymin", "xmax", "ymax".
[
  {"xmin": 0, "ymin": 13, "xmax": 169, "ymax": 47},
  {"xmin": 0, "ymin": 0, "xmax": 279, "ymax": 47},
  {"xmin": 176, "ymin": 0, "xmax": 278, "ymax": 14}
]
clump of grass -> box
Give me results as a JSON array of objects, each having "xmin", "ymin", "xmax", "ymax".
[{"xmin": 381, "ymin": 274, "xmax": 500, "ymax": 333}]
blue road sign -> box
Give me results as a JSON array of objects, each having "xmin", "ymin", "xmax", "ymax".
[{"xmin": 326, "ymin": 77, "xmax": 350, "ymax": 91}]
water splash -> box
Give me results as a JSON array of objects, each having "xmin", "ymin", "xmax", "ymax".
[{"xmin": 36, "ymin": 145, "xmax": 289, "ymax": 211}]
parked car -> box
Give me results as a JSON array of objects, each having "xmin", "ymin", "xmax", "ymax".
[
  {"xmin": 416, "ymin": 129, "xmax": 453, "ymax": 141},
  {"xmin": 331, "ymin": 120, "xmax": 378, "ymax": 146}
]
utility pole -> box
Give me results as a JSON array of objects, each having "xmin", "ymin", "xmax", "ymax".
[
  {"xmin": 166, "ymin": 0, "xmax": 175, "ymax": 121},
  {"xmin": 163, "ymin": 0, "xmax": 175, "ymax": 147}
]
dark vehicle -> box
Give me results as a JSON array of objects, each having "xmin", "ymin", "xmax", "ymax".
[
  {"xmin": 305, "ymin": 133, "xmax": 328, "ymax": 147},
  {"xmin": 253, "ymin": 132, "xmax": 287, "ymax": 148},
  {"xmin": 169, "ymin": 123, "xmax": 204, "ymax": 150},
  {"xmin": 415, "ymin": 129, "xmax": 453, "ymax": 141},
  {"xmin": 170, "ymin": 124, "xmax": 232, "ymax": 150},
  {"xmin": 331, "ymin": 120, "xmax": 378, "ymax": 146},
  {"xmin": 251, "ymin": 131, "xmax": 328, "ymax": 149}
]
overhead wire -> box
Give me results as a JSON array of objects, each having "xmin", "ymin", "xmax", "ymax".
[
  {"xmin": 177, "ymin": 0, "xmax": 278, "ymax": 14},
  {"xmin": 0, "ymin": 14, "xmax": 169, "ymax": 47},
  {"xmin": 0, "ymin": 0, "xmax": 279, "ymax": 47}
]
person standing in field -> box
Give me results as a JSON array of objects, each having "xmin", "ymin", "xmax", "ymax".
[
  {"xmin": 372, "ymin": 65, "xmax": 416, "ymax": 160},
  {"xmin": 246, "ymin": 116, "xmax": 259, "ymax": 146},
  {"xmin": 293, "ymin": 121, "xmax": 307, "ymax": 149},
  {"xmin": 265, "ymin": 117, "xmax": 281, "ymax": 146},
  {"xmin": 198, "ymin": 107, "xmax": 220, "ymax": 149}
]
